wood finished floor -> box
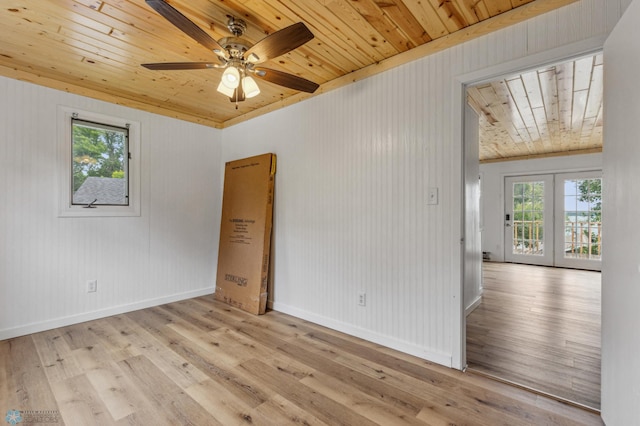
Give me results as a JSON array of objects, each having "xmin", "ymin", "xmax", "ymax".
[
  {"xmin": 466, "ymin": 262, "xmax": 601, "ymax": 411},
  {"xmin": 1, "ymin": 296, "xmax": 603, "ymax": 425}
]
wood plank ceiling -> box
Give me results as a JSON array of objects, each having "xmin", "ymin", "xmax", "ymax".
[
  {"xmin": 467, "ymin": 53, "xmax": 603, "ymax": 162},
  {"xmin": 0, "ymin": 0, "xmax": 577, "ymax": 129},
  {"xmin": 0, "ymin": 0, "xmax": 577, "ymax": 131}
]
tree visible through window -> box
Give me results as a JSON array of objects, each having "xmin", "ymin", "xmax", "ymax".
[
  {"xmin": 71, "ymin": 118, "xmax": 129, "ymax": 206},
  {"xmin": 564, "ymin": 178, "xmax": 602, "ymax": 259}
]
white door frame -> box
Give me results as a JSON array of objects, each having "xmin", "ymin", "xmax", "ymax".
[{"xmin": 452, "ymin": 36, "xmax": 607, "ymax": 370}]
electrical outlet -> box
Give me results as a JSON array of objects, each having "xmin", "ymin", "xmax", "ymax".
[
  {"xmin": 86, "ymin": 280, "xmax": 97, "ymax": 293},
  {"xmin": 358, "ymin": 292, "xmax": 366, "ymax": 306}
]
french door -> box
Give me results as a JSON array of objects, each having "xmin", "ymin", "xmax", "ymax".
[
  {"xmin": 554, "ymin": 171, "xmax": 602, "ymax": 270},
  {"xmin": 504, "ymin": 175, "xmax": 554, "ymax": 266},
  {"xmin": 504, "ymin": 171, "xmax": 602, "ymax": 271}
]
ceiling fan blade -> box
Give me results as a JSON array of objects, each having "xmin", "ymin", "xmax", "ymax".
[
  {"xmin": 146, "ymin": 0, "xmax": 228, "ymax": 58},
  {"xmin": 142, "ymin": 62, "xmax": 219, "ymax": 70},
  {"xmin": 254, "ymin": 67, "xmax": 319, "ymax": 93},
  {"xmin": 245, "ymin": 22, "xmax": 314, "ymax": 64}
]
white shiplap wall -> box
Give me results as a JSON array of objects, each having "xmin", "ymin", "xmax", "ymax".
[
  {"xmin": 0, "ymin": 77, "xmax": 222, "ymax": 339},
  {"xmin": 222, "ymin": 0, "xmax": 630, "ymax": 367},
  {"xmin": 602, "ymin": 0, "xmax": 640, "ymax": 423},
  {"xmin": 464, "ymin": 105, "xmax": 482, "ymax": 317}
]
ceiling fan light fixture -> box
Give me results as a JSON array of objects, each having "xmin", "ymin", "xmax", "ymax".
[
  {"xmin": 242, "ymin": 76, "xmax": 260, "ymax": 98},
  {"xmin": 216, "ymin": 81, "xmax": 235, "ymax": 97},
  {"xmin": 222, "ymin": 66, "xmax": 240, "ymax": 88}
]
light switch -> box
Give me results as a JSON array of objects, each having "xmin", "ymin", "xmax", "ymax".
[{"xmin": 427, "ymin": 187, "xmax": 438, "ymax": 205}]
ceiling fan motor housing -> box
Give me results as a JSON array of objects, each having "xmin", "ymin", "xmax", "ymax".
[{"xmin": 218, "ymin": 37, "xmax": 251, "ymax": 60}]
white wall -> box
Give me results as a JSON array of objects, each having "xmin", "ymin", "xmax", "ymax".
[
  {"xmin": 464, "ymin": 105, "xmax": 482, "ymax": 316},
  {"xmin": 0, "ymin": 77, "xmax": 223, "ymax": 339},
  {"xmin": 222, "ymin": 0, "xmax": 630, "ymax": 367},
  {"xmin": 601, "ymin": 0, "xmax": 640, "ymax": 423},
  {"xmin": 480, "ymin": 153, "xmax": 603, "ymax": 262}
]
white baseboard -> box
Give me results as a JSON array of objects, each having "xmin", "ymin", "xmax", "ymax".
[
  {"xmin": 0, "ymin": 287, "xmax": 215, "ymax": 341},
  {"xmin": 465, "ymin": 295, "xmax": 483, "ymax": 316},
  {"xmin": 271, "ymin": 302, "xmax": 453, "ymax": 368},
  {"xmin": 4, "ymin": 292, "xmax": 452, "ymax": 369}
]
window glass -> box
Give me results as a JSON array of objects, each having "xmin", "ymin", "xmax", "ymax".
[{"xmin": 71, "ymin": 119, "xmax": 129, "ymax": 206}]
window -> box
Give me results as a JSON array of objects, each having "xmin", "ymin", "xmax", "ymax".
[
  {"xmin": 71, "ymin": 118, "xmax": 129, "ymax": 206},
  {"xmin": 58, "ymin": 107, "xmax": 140, "ymax": 217},
  {"xmin": 562, "ymin": 177, "xmax": 602, "ymax": 260},
  {"xmin": 511, "ymin": 181, "xmax": 545, "ymax": 256}
]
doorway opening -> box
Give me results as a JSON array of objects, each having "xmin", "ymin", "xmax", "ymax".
[{"xmin": 463, "ymin": 53, "xmax": 603, "ymax": 411}]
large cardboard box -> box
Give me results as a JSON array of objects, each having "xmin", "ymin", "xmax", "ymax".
[{"xmin": 215, "ymin": 153, "xmax": 276, "ymax": 314}]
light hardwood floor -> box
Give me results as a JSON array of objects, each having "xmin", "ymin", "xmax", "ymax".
[
  {"xmin": 1, "ymin": 296, "xmax": 603, "ymax": 425},
  {"xmin": 466, "ymin": 262, "xmax": 601, "ymax": 411}
]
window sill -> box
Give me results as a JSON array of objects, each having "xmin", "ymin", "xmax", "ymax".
[{"xmin": 58, "ymin": 204, "xmax": 140, "ymax": 218}]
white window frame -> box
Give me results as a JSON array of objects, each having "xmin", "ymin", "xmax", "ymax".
[{"xmin": 57, "ymin": 106, "xmax": 141, "ymax": 217}]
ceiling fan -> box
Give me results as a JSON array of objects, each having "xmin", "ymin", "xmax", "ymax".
[{"xmin": 142, "ymin": 0, "xmax": 320, "ymax": 103}]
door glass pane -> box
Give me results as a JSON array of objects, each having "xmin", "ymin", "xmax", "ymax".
[
  {"xmin": 534, "ymin": 225, "xmax": 544, "ymax": 254},
  {"xmin": 562, "ymin": 178, "xmax": 602, "ymax": 260},
  {"xmin": 512, "ymin": 181, "xmax": 545, "ymax": 256},
  {"xmin": 515, "ymin": 223, "xmax": 524, "ymax": 254}
]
